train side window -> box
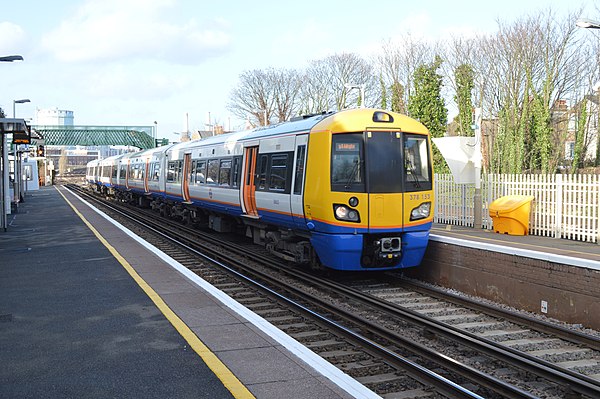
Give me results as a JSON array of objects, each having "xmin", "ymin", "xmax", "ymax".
[
  {"xmin": 119, "ymin": 165, "xmax": 126, "ymax": 179},
  {"xmin": 195, "ymin": 160, "xmax": 206, "ymax": 184},
  {"xmin": 111, "ymin": 166, "xmax": 118, "ymax": 179},
  {"xmin": 167, "ymin": 161, "xmax": 175, "ymax": 182},
  {"xmin": 293, "ymin": 145, "xmax": 306, "ymax": 195},
  {"xmin": 152, "ymin": 162, "xmax": 160, "ymax": 181},
  {"xmin": 231, "ymin": 156, "xmax": 242, "ymax": 188},
  {"xmin": 269, "ymin": 154, "xmax": 288, "ymax": 192},
  {"xmin": 175, "ymin": 161, "xmax": 182, "ymax": 183},
  {"xmin": 207, "ymin": 159, "xmax": 219, "ymax": 185},
  {"xmin": 257, "ymin": 155, "xmax": 268, "ymax": 190},
  {"xmin": 219, "ymin": 159, "xmax": 232, "ymax": 187}
]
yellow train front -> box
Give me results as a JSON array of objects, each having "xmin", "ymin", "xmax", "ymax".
[{"xmin": 304, "ymin": 109, "xmax": 434, "ymax": 271}]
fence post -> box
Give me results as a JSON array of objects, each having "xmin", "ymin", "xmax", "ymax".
[{"xmin": 554, "ymin": 174, "xmax": 562, "ymax": 239}]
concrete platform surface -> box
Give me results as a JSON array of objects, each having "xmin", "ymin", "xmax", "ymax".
[{"xmin": 0, "ymin": 186, "xmax": 367, "ymax": 399}]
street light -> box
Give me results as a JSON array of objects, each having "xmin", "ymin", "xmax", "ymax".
[
  {"xmin": 0, "ymin": 55, "xmax": 23, "ymax": 62},
  {"xmin": 344, "ymin": 83, "xmax": 366, "ymax": 109},
  {"xmin": 12, "ymin": 99, "xmax": 31, "ymax": 206},
  {"xmin": 1, "ymin": 55, "xmax": 24, "ymax": 232},
  {"xmin": 254, "ymin": 109, "xmax": 268, "ymax": 126},
  {"xmin": 576, "ymin": 18, "xmax": 600, "ymax": 29},
  {"xmin": 13, "ymin": 99, "xmax": 30, "ymax": 118}
]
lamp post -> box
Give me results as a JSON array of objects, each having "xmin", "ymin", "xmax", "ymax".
[
  {"xmin": 576, "ymin": 18, "xmax": 600, "ymax": 29},
  {"xmin": 344, "ymin": 83, "xmax": 366, "ymax": 109},
  {"xmin": 254, "ymin": 109, "xmax": 268, "ymax": 126},
  {"xmin": 12, "ymin": 99, "xmax": 31, "ymax": 205},
  {"xmin": 0, "ymin": 55, "xmax": 23, "ymax": 62},
  {"xmin": 153, "ymin": 121, "xmax": 158, "ymax": 145},
  {"xmin": 577, "ymin": 18, "xmax": 600, "ymax": 166},
  {"xmin": 1, "ymin": 55, "xmax": 24, "ymax": 232},
  {"xmin": 13, "ymin": 99, "xmax": 30, "ymax": 118}
]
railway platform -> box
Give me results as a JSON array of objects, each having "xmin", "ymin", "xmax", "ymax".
[
  {"xmin": 0, "ymin": 186, "xmax": 361, "ymax": 399},
  {"xmin": 431, "ymin": 223, "xmax": 600, "ymax": 266},
  {"xmin": 405, "ymin": 222, "xmax": 600, "ymax": 331}
]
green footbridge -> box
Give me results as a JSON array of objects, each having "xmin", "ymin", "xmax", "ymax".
[{"xmin": 33, "ymin": 125, "xmax": 157, "ymax": 149}]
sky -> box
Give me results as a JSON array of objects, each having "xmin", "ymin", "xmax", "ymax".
[{"xmin": 1, "ymin": 0, "xmax": 598, "ymax": 141}]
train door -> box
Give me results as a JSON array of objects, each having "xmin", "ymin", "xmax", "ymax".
[
  {"xmin": 143, "ymin": 159, "xmax": 150, "ymax": 193},
  {"xmin": 125, "ymin": 160, "xmax": 130, "ymax": 190},
  {"xmin": 366, "ymin": 131, "xmax": 404, "ymax": 231},
  {"xmin": 291, "ymin": 135, "xmax": 308, "ymax": 229},
  {"xmin": 241, "ymin": 146, "xmax": 258, "ymax": 217},
  {"xmin": 182, "ymin": 153, "xmax": 192, "ymax": 203}
]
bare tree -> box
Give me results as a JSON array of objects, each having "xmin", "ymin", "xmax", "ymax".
[
  {"xmin": 228, "ymin": 68, "xmax": 301, "ymax": 127},
  {"xmin": 476, "ymin": 9, "xmax": 588, "ymax": 173},
  {"xmin": 298, "ymin": 53, "xmax": 378, "ymax": 113},
  {"xmin": 377, "ymin": 35, "xmax": 434, "ymax": 113}
]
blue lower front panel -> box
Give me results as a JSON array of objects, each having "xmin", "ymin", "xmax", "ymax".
[{"xmin": 310, "ymin": 231, "xmax": 430, "ymax": 271}]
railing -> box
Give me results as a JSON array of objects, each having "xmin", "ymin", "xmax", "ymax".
[{"xmin": 434, "ymin": 173, "xmax": 600, "ymax": 243}]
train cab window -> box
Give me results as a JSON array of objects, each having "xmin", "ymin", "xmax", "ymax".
[
  {"xmin": 219, "ymin": 159, "xmax": 232, "ymax": 187},
  {"xmin": 293, "ymin": 145, "xmax": 306, "ymax": 195},
  {"xmin": 403, "ymin": 134, "xmax": 432, "ymax": 191},
  {"xmin": 366, "ymin": 131, "xmax": 403, "ymax": 193},
  {"xmin": 195, "ymin": 160, "xmax": 206, "ymax": 184},
  {"xmin": 331, "ymin": 133, "xmax": 365, "ymax": 192},
  {"xmin": 207, "ymin": 159, "xmax": 219, "ymax": 185},
  {"xmin": 269, "ymin": 154, "xmax": 288, "ymax": 192}
]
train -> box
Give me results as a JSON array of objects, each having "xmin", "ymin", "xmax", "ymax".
[{"xmin": 86, "ymin": 108, "xmax": 434, "ymax": 271}]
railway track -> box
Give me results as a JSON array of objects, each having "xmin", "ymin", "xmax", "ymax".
[{"xmin": 68, "ymin": 184, "xmax": 600, "ymax": 398}]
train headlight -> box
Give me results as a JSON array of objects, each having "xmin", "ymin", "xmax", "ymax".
[
  {"xmin": 410, "ymin": 202, "xmax": 431, "ymax": 221},
  {"xmin": 334, "ymin": 204, "xmax": 360, "ymax": 222}
]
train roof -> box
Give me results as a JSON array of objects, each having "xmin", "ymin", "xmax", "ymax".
[{"xmin": 168, "ymin": 111, "xmax": 333, "ymax": 153}]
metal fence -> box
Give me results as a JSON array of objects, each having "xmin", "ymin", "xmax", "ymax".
[{"xmin": 434, "ymin": 173, "xmax": 600, "ymax": 243}]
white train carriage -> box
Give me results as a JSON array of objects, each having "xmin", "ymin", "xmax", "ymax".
[
  {"xmin": 114, "ymin": 145, "xmax": 174, "ymax": 206},
  {"xmin": 86, "ymin": 154, "xmax": 122, "ymax": 195},
  {"xmin": 148, "ymin": 119, "xmax": 311, "ymax": 234}
]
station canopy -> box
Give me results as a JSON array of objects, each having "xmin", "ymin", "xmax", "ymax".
[{"xmin": 32, "ymin": 125, "xmax": 155, "ymax": 149}]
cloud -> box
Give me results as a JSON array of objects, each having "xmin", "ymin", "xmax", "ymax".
[
  {"xmin": 0, "ymin": 21, "xmax": 27, "ymax": 54},
  {"xmin": 40, "ymin": 0, "xmax": 231, "ymax": 64}
]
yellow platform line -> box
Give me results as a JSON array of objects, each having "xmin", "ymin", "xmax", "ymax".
[{"xmin": 57, "ymin": 188, "xmax": 255, "ymax": 399}]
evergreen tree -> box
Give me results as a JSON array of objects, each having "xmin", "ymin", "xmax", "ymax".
[
  {"xmin": 453, "ymin": 64, "xmax": 474, "ymax": 137},
  {"xmin": 572, "ymin": 99, "xmax": 587, "ymax": 172},
  {"xmin": 407, "ymin": 56, "xmax": 448, "ymax": 172}
]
